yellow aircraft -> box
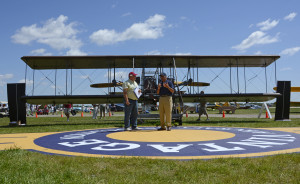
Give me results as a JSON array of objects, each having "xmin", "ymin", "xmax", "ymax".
[{"xmin": 273, "ymin": 87, "xmax": 300, "ymax": 107}]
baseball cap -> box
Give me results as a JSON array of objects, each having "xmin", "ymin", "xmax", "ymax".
[
  {"xmin": 159, "ymin": 72, "xmax": 167, "ymax": 77},
  {"xmin": 129, "ymin": 72, "xmax": 138, "ymax": 77}
]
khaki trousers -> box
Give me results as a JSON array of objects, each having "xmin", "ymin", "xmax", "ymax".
[{"xmin": 159, "ymin": 96, "xmax": 172, "ymax": 127}]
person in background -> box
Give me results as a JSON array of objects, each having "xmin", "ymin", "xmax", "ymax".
[
  {"xmin": 99, "ymin": 104, "xmax": 106, "ymax": 119},
  {"xmin": 122, "ymin": 72, "xmax": 141, "ymax": 131},
  {"xmin": 157, "ymin": 72, "xmax": 174, "ymax": 131},
  {"xmin": 197, "ymin": 91, "xmax": 209, "ymax": 121},
  {"xmin": 64, "ymin": 104, "xmax": 72, "ymax": 122},
  {"xmin": 92, "ymin": 104, "xmax": 98, "ymax": 119}
]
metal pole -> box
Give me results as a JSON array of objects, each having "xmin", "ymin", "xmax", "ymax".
[
  {"xmin": 55, "ymin": 69, "xmax": 57, "ymax": 96},
  {"xmin": 275, "ymin": 59, "xmax": 277, "ymax": 84},
  {"xmin": 114, "ymin": 64, "xmax": 116, "ymax": 93},
  {"xmin": 236, "ymin": 59, "xmax": 240, "ymax": 94},
  {"xmin": 32, "ymin": 69, "xmax": 35, "ymax": 96},
  {"xmin": 71, "ymin": 68, "xmax": 72, "ymax": 95},
  {"xmin": 230, "ymin": 64, "xmax": 232, "ymax": 94},
  {"xmin": 66, "ymin": 69, "xmax": 68, "ymax": 96},
  {"xmin": 173, "ymin": 57, "xmax": 184, "ymax": 111},
  {"xmin": 244, "ymin": 65, "xmax": 246, "ymax": 93},
  {"xmin": 265, "ymin": 62, "xmax": 267, "ymax": 93},
  {"xmin": 197, "ymin": 65, "xmax": 199, "ymax": 94},
  {"xmin": 25, "ymin": 64, "xmax": 27, "ymax": 95},
  {"xmin": 132, "ymin": 57, "xmax": 135, "ymax": 72}
]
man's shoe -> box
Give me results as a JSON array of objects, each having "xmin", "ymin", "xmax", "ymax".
[
  {"xmin": 132, "ymin": 127, "xmax": 141, "ymax": 130},
  {"xmin": 196, "ymin": 118, "xmax": 200, "ymax": 121},
  {"xmin": 157, "ymin": 127, "xmax": 166, "ymax": 131},
  {"xmin": 124, "ymin": 127, "xmax": 131, "ymax": 131},
  {"xmin": 167, "ymin": 126, "xmax": 171, "ymax": 131},
  {"xmin": 206, "ymin": 118, "xmax": 210, "ymax": 121}
]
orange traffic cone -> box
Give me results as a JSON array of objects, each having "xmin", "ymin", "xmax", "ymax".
[
  {"xmin": 81, "ymin": 112, "xmax": 84, "ymax": 117},
  {"xmin": 186, "ymin": 112, "xmax": 188, "ymax": 117},
  {"xmin": 266, "ymin": 111, "xmax": 269, "ymax": 119},
  {"xmin": 61, "ymin": 111, "xmax": 63, "ymax": 117},
  {"xmin": 35, "ymin": 112, "xmax": 38, "ymax": 118},
  {"xmin": 90, "ymin": 111, "xmax": 91, "ymax": 114},
  {"xmin": 222, "ymin": 111, "xmax": 225, "ymax": 118},
  {"xmin": 109, "ymin": 111, "xmax": 111, "ymax": 117}
]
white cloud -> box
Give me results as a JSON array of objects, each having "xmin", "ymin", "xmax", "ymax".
[
  {"xmin": 0, "ymin": 74, "xmax": 14, "ymax": 86},
  {"xmin": 280, "ymin": 67, "xmax": 292, "ymax": 71},
  {"xmin": 30, "ymin": 48, "xmax": 52, "ymax": 56},
  {"xmin": 173, "ymin": 52, "xmax": 192, "ymax": 55},
  {"xmin": 18, "ymin": 79, "xmax": 33, "ymax": 85},
  {"xmin": 90, "ymin": 14, "xmax": 166, "ymax": 46},
  {"xmin": 284, "ymin": 12, "xmax": 297, "ymax": 21},
  {"xmin": 280, "ymin": 47, "xmax": 300, "ymax": 56},
  {"xmin": 254, "ymin": 51, "xmax": 263, "ymax": 55},
  {"xmin": 256, "ymin": 19, "xmax": 279, "ymax": 31},
  {"xmin": 0, "ymin": 74, "xmax": 13, "ymax": 79},
  {"xmin": 146, "ymin": 50, "xmax": 161, "ymax": 55},
  {"xmin": 11, "ymin": 15, "xmax": 86, "ymax": 56},
  {"xmin": 232, "ymin": 31, "xmax": 279, "ymax": 51},
  {"xmin": 122, "ymin": 12, "xmax": 132, "ymax": 17}
]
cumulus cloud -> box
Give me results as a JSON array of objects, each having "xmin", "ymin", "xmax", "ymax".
[
  {"xmin": 30, "ymin": 48, "xmax": 52, "ymax": 56},
  {"xmin": 280, "ymin": 47, "xmax": 300, "ymax": 56},
  {"xmin": 18, "ymin": 79, "xmax": 34, "ymax": 86},
  {"xmin": 11, "ymin": 15, "xmax": 86, "ymax": 55},
  {"xmin": 284, "ymin": 12, "xmax": 297, "ymax": 21},
  {"xmin": 254, "ymin": 51, "xmax": 263, "ymax": 55},
  {"xmin": 0, "ymin": 74, "xmax": 14, "ymax": 86},
  {"xmin": 232, "ymin": 31, "xmax": 279, "ymax": 51},
  {"xmin": 256, "ymin": 19, "xmax": 279, "ymax": 31},
  {"xmin": 90, "ymin": 14, "xmax": 166, "ymax": 46},
  {"xmin": 146, "ymin": 50, "xmax": 161, "ymax": 55},
  {"xmin": 280, "ymin": 67, "xmax": 292, "ymax": 71},
  {"xmin": 122, "ymin": 12, "xmax": 132, "ymax": 17}
]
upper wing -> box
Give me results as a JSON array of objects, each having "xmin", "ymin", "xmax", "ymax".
[{"xmin": 21, "ymin": 55, "xmax": 280, "ymax": 69}]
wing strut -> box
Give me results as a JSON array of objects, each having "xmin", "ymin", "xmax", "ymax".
[{"xmin": 173, "ymin": 57, "xmax": 184, "ymax": 112}]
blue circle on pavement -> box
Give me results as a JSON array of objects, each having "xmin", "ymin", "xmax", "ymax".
[{"xmin": 34, "ymin": 127, "xmax": 300, "ymax": 159}]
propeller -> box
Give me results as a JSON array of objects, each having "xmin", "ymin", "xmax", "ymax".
[
  {"xmin": 174, "ymin": 79, "xmax": 210, "ymax": 87},
  {"xmin": 90, "ymin": 82, "xmax": 123, "ymax": 88}
]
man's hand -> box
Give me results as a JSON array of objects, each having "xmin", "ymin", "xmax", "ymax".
[
  {"xmin": 163, "ymin": 82, "xmax": 169, "ymax": 88},
  {"xmin": 126, "ymin": 101, "xmax": 130, "ymax": 105},
  {"xmin": 158, "ymin": 83, "xmax": 161, "ymax": 89}
]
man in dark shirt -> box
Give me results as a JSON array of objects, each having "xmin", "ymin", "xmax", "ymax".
[{"xmin": 157, "ymin": 72, "xmax": 174, "ymax": 131}]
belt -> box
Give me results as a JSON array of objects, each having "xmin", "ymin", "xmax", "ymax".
[
  {"xmin": 160, "ymin": 95, "xmax": 171, "ymax": 97},
  {"xmin": 128, "ymin": 98, "xmax": 137, "ymax": 101}
]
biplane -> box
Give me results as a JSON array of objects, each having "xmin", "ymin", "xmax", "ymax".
[
  {"xmin": 21, "ymin": 55, "xmax": 281, "ymax": 104},
  {"xmin": 8, "ymin": 55, "xmax": 285, "ymax": 125}
]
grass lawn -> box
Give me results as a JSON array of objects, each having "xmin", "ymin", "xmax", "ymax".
[{"xmin": 0, "ymin": 113, "xmax": 300, "ymax": 183}]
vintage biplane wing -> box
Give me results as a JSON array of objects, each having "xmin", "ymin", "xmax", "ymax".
[
  {"xmin": 20, "ymin": 55, "xmax": 281, "ymax": 104},
  {"xmin": 179, "ymin": 93, "xmax": 280, "ymax": 103},
  {"xmin": 21, "ymin": 55, "xmax": 279, "ymax": 69},
  {"xmin": 22, "ymin": 93, "xmax": 281, "ymax": 105},
  {"xmin": 23, "ymin": 95, "xmax": 124, "ymax": 105}
]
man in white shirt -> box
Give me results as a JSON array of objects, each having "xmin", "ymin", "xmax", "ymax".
[{"xmin": 122, "ymin": 72, "xmax": 141, "ymax": 131}]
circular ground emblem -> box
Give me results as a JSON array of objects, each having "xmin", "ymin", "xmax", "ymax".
[{"xmin": 30, "ymin": 127, "xmax": 300, "ymax": 159}]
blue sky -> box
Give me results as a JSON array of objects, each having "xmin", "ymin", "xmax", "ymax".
[{"xmin": 1, "ymin": 0, "xmax": 300, "ymax": 101}]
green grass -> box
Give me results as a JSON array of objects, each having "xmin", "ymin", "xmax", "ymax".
[{"xmin": 0, "ymin": 115, "xmax": 300, "ymax": 183}]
